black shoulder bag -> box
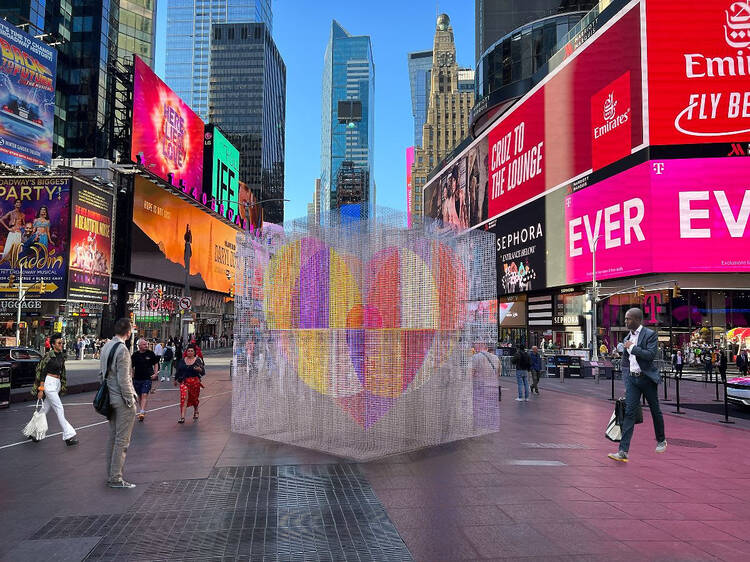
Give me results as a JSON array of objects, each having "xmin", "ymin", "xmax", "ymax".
[{"xmin": 93, "ymin": 341, "xmax": 124, "ymax": 417}]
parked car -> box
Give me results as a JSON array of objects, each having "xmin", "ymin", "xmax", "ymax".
[
  {"xmin": 727, "ymin": 376, "xmax": 750, "ymax": 408},
  {"xmin": 0, "ymin": 347, "xmax": 42, "ymax": 388}
]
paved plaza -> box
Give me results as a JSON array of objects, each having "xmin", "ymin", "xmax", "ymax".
[{"xmin": 1, "ymin": 354, "xmax": 750, "ymax": 561}]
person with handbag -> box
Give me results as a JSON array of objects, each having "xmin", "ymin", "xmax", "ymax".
[
  {"xmin": 99, "ymin": 318, "xmax": 137, "ymax": 488},
  {"xmin": 174, "ymin": 344, "xmax": 204, "ymax": 423},
  {"xmin": 30, "ymin": 332, "xmax": 78, "ymax": 446},
  {"xmin": 608, "ymin": 308, "xmax": 666, "ymax": 463}
]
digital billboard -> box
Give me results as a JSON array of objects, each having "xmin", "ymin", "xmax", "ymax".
[
  {"xmin": 499, "ymin": 295, "xmax": 527, "ymax": 327},
  {"xmin": 67, "ymin": 181, "xmax": 113, "ymax": 303},
  {"xmin": 406, "ymin": 146, "xmax": 414, "ymax": 228},
  {"xmin": 203, "ymin": 124, "xmax": 240, "ymax": 221},
  {"xmin": 131, "ymin": 56, "xmax": 204, "ymax": 191},
  {"xmin": 490, "ymin": 197, "xmax": 546, "ymax": 295},
  {"xmin": 132, "ymin": 176, "xmax": 238, "ymax": 294},
  {"xmin": 0, "ymin": 176, "xmax": 69, "ymax": 300},
  {"xmin": 564, "ymin": 157, "xmax": 750, "ymax": 284},
  {"xmin": 646, "ymin": 0, "xmax": 750, "ymax": 145},
  {"xmin": 0, "ymin": 19, "xmax": 57, "ymax": 168},
  {"xmin": 423, "ymin": 0, "xmax": 644, "ymax": 227}
]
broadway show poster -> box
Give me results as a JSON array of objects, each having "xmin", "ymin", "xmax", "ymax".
[
  {"xmin": 132, "ymin": 176, "xmax": 238, "ymax": 294},
  {"xmin": 67, "ymin": 180, "xmax": 113, "ymax": 302},
  {"xmin": 490, "ymin": 197, "xmax": 546, "ymax": 295},
  {"xmin": 0, "ymin": 19, "xmax": 57, "ymax": 168},
  {"xmin": 130, "ymin": 56, "xmax": 204, "ymax": 192},
  {"xmin": 0, "ymin": 177, "xmax": 69, "ymax": 300}
]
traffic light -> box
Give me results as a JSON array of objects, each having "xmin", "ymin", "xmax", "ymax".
[
  {"xmin": 636, "ymin": 286, "xmax": 644, "ymax": 299},
  {"xmin": 672, "ymin": 284, "xmax": 681, "ymax": 299}
]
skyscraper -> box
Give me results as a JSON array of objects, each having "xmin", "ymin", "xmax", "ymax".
[
  {"xmin": 320, "ymin": 21, "xmax": 375, "ymax": 214},
  {"xmin": 209, "ymin": 22, "xmax": 286, "ymax": 224},
  {"xmin": 411, "ymin": 14, "xmax": 474, "ymax": 222},
  {"xmin": 118, "ymin": 0, "xmax": 158, "ymax": 67},
  {"xmin": 408, "ymin": 50, "xmax": 432, "ymax": 147},
  {"xmin": 165, "ymin": 0, "xmax": 273, "ymax": 121}
]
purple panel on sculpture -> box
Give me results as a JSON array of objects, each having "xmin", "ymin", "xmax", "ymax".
[{"xmin": 299, "ymin": 246, "xmax": 330, "ymax": 329}]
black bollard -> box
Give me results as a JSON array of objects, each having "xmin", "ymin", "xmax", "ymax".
[
  {"xmin": 714, "ymin": 374, "xmax": 721, "ymax": 401},
  {"xmin": 663, "ymin": 370, "xmax": 668, "ymax": 402},
  {"xmin": 672, "ymin": 372, "xmax": 686, "ymax": 414},
  {"xmin": 609, "ymin": 368, "xmax": 616, "ymax": 401},
  {"xmin": 719, "ymin": 379, "xmax": 734, "ymax": 424}
]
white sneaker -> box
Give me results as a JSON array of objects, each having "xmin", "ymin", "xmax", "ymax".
[
  {"xmin": 515, "ymin": 397, "xmax": 524, "ymax": 401},
  {"xmin": 655, "ymin": 440, "xmax": 667, "ymax": 453},
  {"xmin": 160, "ymin": 377, "xmax": 165, "ymax": 382},
  {"xmin": 524, "ymin": 398, "xmax": 529, "ymax": 401}
]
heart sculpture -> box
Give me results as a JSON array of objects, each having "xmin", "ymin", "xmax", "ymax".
[{"xmin": 264, "ymin": 236, "xmax": 467, "ymax": 429}]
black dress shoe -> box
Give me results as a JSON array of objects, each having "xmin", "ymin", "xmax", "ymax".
[{"xmin": 65, "ymin": 437, "xmax": 79, "ymax": 446}]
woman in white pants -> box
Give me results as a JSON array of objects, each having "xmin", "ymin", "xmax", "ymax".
[{"xmin": 32, "ymin": 333, "xmax": 78, "ymax": 445}]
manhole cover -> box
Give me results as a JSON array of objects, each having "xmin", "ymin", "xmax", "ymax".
[{"xmin": 668, "ymin": 438, "xmax": 717, "ymax": 448}]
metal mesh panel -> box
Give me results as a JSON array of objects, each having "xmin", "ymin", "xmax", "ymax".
[{"xmin": 232, "ymin": 208, "xmax": 498, "ymax": 461}]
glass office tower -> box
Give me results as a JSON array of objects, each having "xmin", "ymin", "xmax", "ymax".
[
  {"xmin": 118, "ymin": 0, "xmax": 157, "ymax": 66},
  {"xmin": 408, "ymin": 50, "xmax": 432, "ymax": 147},
  {"xmin": 320, "ymin": 21, "xmax": 375, "ymax": 214},
  {"xmin": 165, "ymin": 0, "xmax": 272, "ymax": 121},
  {"xmin": 209, "ymin": 22, "xmax": 286, "ymax": 224}
]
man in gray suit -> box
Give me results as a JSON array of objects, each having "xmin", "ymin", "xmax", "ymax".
[
  {"xmin": 608, "ymin": 308, "xmax": 666, "ymax": 462},
  {"xmin": 100, "ymin": 318, "xmax": 138, "ymax": 487}
]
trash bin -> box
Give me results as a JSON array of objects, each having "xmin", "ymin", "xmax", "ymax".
[{"xmin": 0, "ymin": 363, "xmax": 11, "ymax": 409}]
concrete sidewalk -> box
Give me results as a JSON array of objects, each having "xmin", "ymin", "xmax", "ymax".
[{"xmin": 1, "ymin": 357, "xmax": 749, "ymax": 561}]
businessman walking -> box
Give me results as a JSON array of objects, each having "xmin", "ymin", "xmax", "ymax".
[{"xmin": 608, "ymin": 308, "xmax": 666, "ymax": 463}]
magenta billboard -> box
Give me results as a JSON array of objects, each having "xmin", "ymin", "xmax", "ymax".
[{"xmin": 564, "ymin": 157, "xmax": 750, "ymax": 284}]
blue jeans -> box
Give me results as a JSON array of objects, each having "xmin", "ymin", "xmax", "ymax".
[
  {"xmin": 516, "ymin": 370, "xmax": 530, "ymax": 399},
  {"xmin": 619, "ymin": 374, "xmax": 665, "ymax": 453}
]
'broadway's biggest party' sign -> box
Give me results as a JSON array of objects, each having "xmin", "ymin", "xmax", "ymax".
[{"xmin": 0, "ymin": 177, "xmax": 69, "ymax": 299}]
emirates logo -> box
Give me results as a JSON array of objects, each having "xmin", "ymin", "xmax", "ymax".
[
  {"xmin": 603, "ymin": 92, "xmax": 617, "ymax": 121},
  {"xmin": 725, "ymin": 1, "xmax": 750, "ymax": 48}
]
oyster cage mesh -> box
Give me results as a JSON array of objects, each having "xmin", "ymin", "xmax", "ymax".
[{"xmin": 232, "ymin": 208, "xmax": 498, "ymax": 461}]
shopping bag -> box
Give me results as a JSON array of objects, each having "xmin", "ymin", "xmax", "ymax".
[
  {"xmin": 605, "ymin": 410, "xmax": 621, "ymax": 441},
  {"xmin": 22, "ymin": 399, "xmax": 48, "ymax": 441}
]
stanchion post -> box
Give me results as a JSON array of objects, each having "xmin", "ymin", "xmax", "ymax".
[
  {"xmin": 719, "ymin": 379, "xmax": 734, "ymax": 424},
  {"xmin": 663, "ymin": 369, "xmax": 668, "ymax": 402},
  {"xmin": 672, "ymin": 372, "xmax": 686, "ymax": 414},
  {"xmin": 714, "ymin": 375, "xmax": 721, "ymax": 401},
  {"xmin": 609, "ymin": 367, "xmax": 616, "ymax": 401}
]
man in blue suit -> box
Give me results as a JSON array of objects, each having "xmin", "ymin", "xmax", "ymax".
[{"xmin": 608, "ymin": 307, "xmax": 667, "ymax": 463}]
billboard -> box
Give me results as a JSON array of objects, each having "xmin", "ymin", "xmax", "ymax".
[
  {"xmin": 203, "ymin": 125, "xmax": 240, "ymax": 221},
  {"xmin": 406, "ymin": 146, "xmax": 414, "ymax": 228},
  {"xmin": 131, "ymin": 56, "xmax": 204, "ymax": 191},
  {"xmin": 0, "ymin": 176, "xmax": 69, "ymax": 300},
  {"xmin": 490, "ymin": 197, "xmax": 546, "ymax": 295},
  {"xmin": 132, "ymin": 176, "xmax": 238, "ymax": 294},
  {"xmin": 423, "ymin": 0, "xmax": 644, "ymax": 226},
  {"xmin": 0, "ymin": 19, "xmax": 57, "ymax": 168},
  {"xmin": 67, "ymin": 181, "xmax": 113, "ymax": 303},
  {"xmin": 564, "ymin": 157, "xmax": 750, "ymax": 284},
  {"xmin": 646, "ymin": 0, "xmax": 750, "ymax": 145},
  {"xmin": 499, "ymin": 295, "xmax": 527, "ymax": 327}
]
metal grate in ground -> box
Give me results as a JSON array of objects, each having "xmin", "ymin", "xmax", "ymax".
[{"xmin": 31, "ymin": 464, "xmax": 413, "ymax": 561}]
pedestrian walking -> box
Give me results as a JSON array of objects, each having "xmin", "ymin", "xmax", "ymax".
[
  {"xmin": 608, "ymin": 308, "xmax": 666, "ymax": 463},
  {"xmin": 131, "ymin": 338, "xmax": 159, "ymax": 422},
  {"xmin": 77, "ymin": 336, "xmax": 85, "ymax": 360},
  {"xmin": 673, "ymin": 350, "xmax": 684, "ymax": 378},
  {"xmin": 160, "ymin": 344, "xmax": 174, "ymax": 381},
  {"xmin": 737, "ymin": 349, "xmax": 749, "ymax": 377},
  {"xmin": 174, "ymin": 344, "xmax": 204, "ymax": 423},
  {"xmin": 174, "ymin": 338, "xmax": 183, "ymax": 363},
  {"xmin": 30, "ymin": 333, "xmax": 78, "ymax": 446},
  {"xmin": 529, "ymin": 345, "xmax": 542, "ymax": 395},
  {"xmin": 718, "ymin": 350, "xmax": 728, "ymax": 383},
  {"xmin": 470, "ymin": 341, "xmax": 500, "ymax": 430},
  {"xmin": 512, "ymin": 344, "xmax": 531, "ymax": 401},
  {"xmin": 100, "ymin": 318, "xmax": 138, "ymax": 488},
  {"xmin": 703, "ymin": 351, "xmax": 714, "ymax": 382}
]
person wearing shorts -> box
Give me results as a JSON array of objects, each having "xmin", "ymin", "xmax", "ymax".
[{"xmin": 131, "ymin": 338, "xmax": 159, "ymax": 422}]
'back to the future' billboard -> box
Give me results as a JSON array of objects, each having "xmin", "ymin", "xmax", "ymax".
[{"xmin": 0, "ymin": 19, "xmax": 57, "ymax": 169}]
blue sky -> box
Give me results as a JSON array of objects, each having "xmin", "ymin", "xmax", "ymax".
[{"xmin": 154, "ymin": 1, "xmax": 474, "ymax": 221}]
